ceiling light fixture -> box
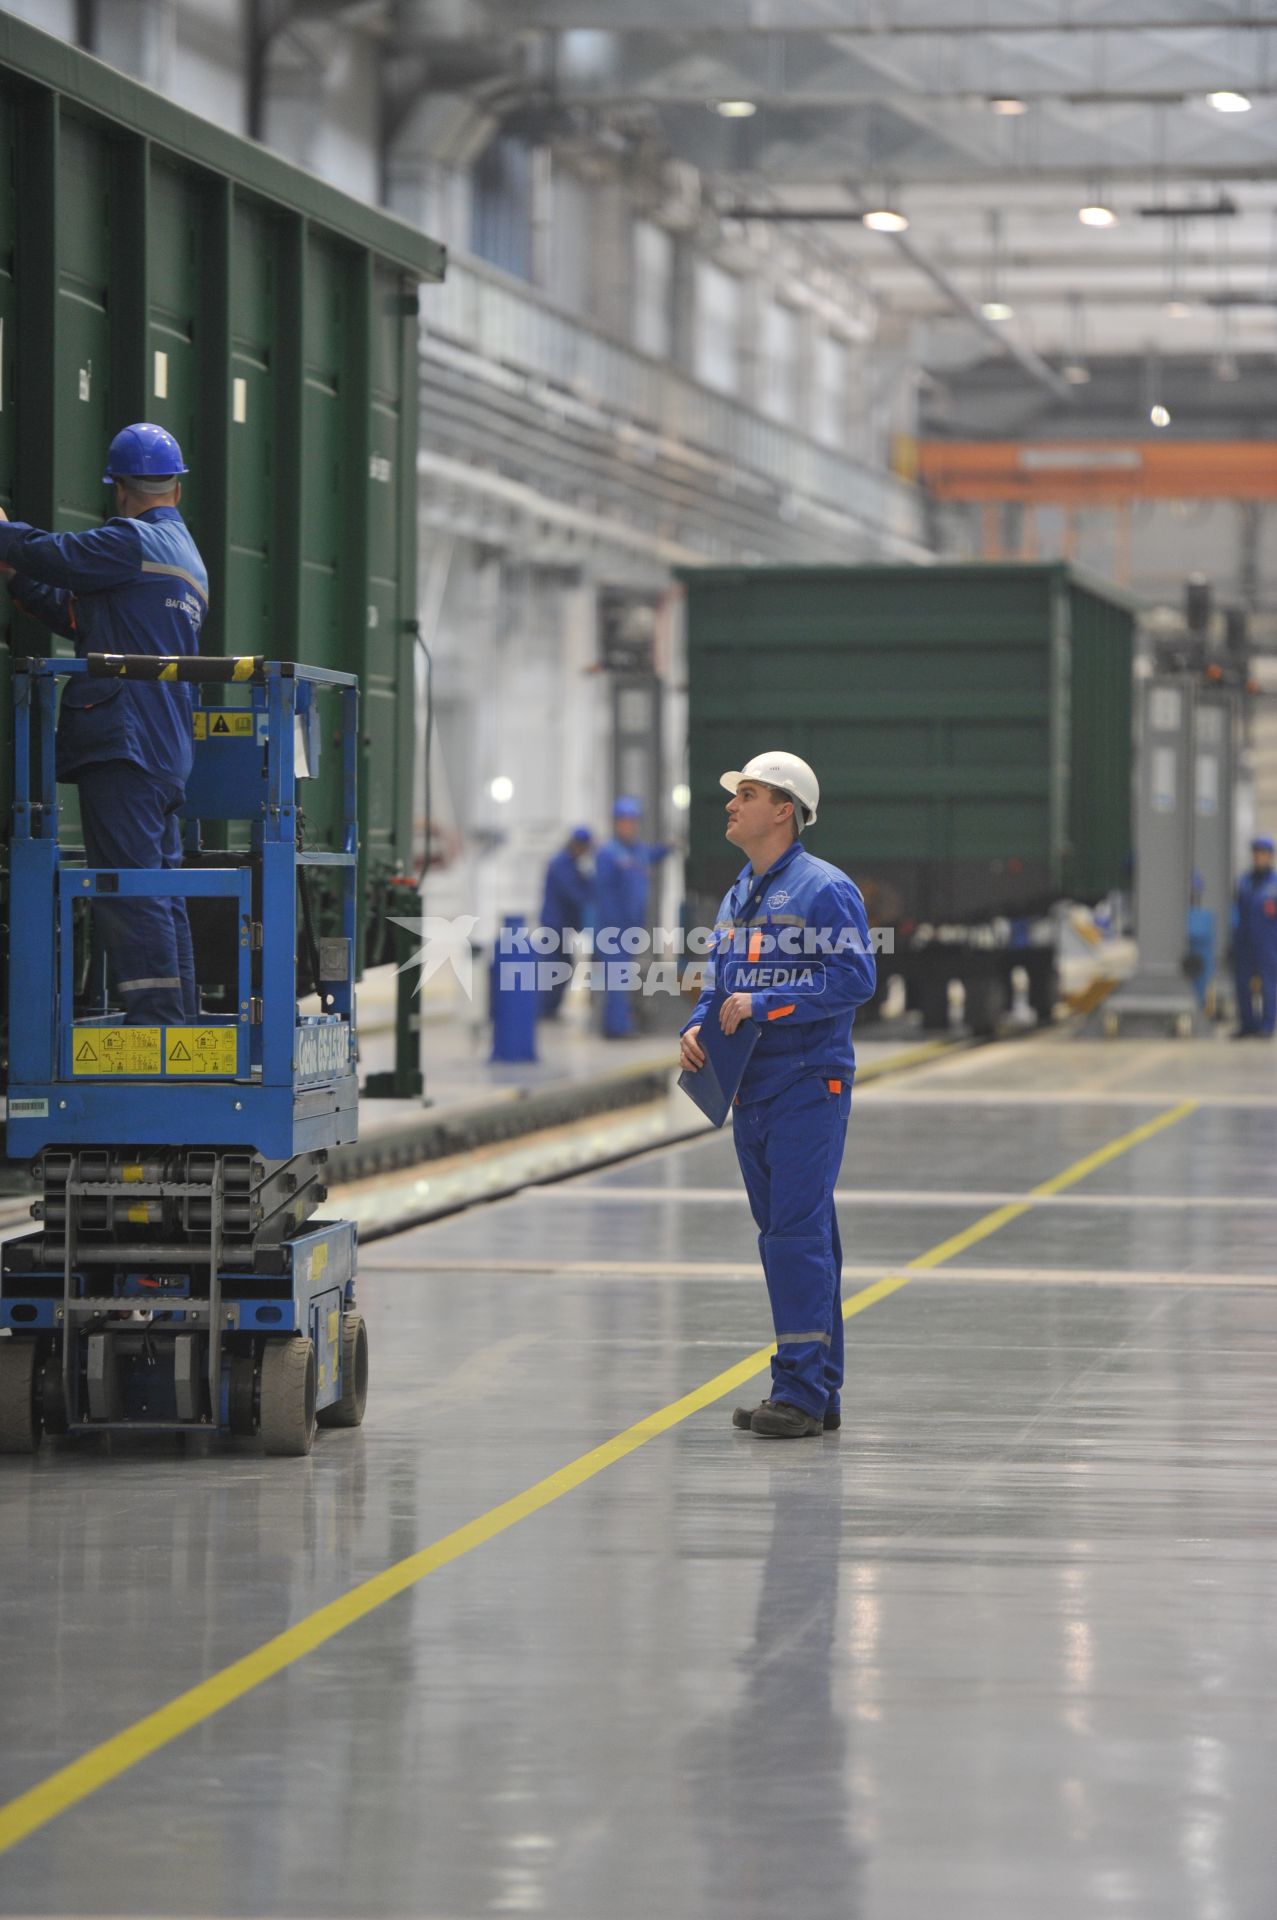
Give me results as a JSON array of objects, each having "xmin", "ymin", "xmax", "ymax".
[
  {"xmin": 981, "ymin": 300, "xmax": 1014, "ymax": 322},
  {"xmin": 862, "ymin": 208, "xmax": 909, "ymax": 233},
  {"xmin": 713, "ymin": 99, "xmax": 757, "ymax": 118},
  {"xmin": 989, "ymin": 97, "xmax": 1028, "ymax": 116},
  {"xmin": 1207, "ymin": 90, "xmax": 1251, "ymax": 113},
  {"xmin": 1079, "ymin": 203, "xmax": 1118, "ymax": 228}
]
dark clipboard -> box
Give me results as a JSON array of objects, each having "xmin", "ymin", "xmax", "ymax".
[{"xmin": 678, "ymin": 1003, "xmax": 760, "ymax": 1128}]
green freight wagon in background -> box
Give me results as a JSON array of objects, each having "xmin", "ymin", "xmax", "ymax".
[
  {"xmin": 681, "ymin": 563, "xmax": 1136, "ymax": 1033},
  {"xmin": 683, "ymin": 562, "xmax": 1134, "ymax": 921},
  {"xmin": 0, "ymin": 15, "xmax": 444, "ymax": 988}
]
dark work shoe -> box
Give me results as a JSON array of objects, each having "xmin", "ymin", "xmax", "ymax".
[
  {"xmin": 751, "ymin": 1400, "xmax": 824, "ymax": 1439},
  {"xmin": 734, "ymin": 1398, "xmax": 840, "ymax": 1432}
]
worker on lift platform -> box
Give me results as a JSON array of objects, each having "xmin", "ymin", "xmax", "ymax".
[
  {"xmin": 0, "ymin": 423, "xmax": 206, "ymax": 1025},
  {"xmin": 1232, "ymin": 833, "xmax": 1277, "ymax": 1040}
]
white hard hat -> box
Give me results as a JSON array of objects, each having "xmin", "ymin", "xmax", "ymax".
[{"xmin": 720, "ymin": 751, "xmax": 820, "ymax": 827}]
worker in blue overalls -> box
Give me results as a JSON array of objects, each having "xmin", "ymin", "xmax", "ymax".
[
  {"xmin": 538, "ymin": 825, "xmax": 594, "ymax": 1018},
  {"xmin": 1232, "ymin": 833, "xmax": 1277, "ymax": 1040},
  {"xmin": 594, "ymin": 795, "xmax": 669, "ymax": 1039},
  {"xmin": 0, "ymin": 423, "xmax": 206, "ymax": 1025},
  {"xmin": 680, "ymin": 751, "xmax": 876, "ymax": 1438}
]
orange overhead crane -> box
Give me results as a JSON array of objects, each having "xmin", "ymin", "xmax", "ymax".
[
  {"xmin": 917, "ymin": 441, "xmax": 1277, "ymax": 505},
  {"xmin": 913, "ymin": 440, "xmax": 1276, "ymax": 581}
]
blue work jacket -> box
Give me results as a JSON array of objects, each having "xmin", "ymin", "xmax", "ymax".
[
  {"xmin": 541, "ymin": 847, "xmax": 593, "ymax": 931},
  {"xmin": 1233, "ymin": 869, "xmax": 1277, "ymax": 971},
  {"xmin": 0, "ymin": 506, "xmax": 207, "ymax": 785},
  {"xmin": 594, "ymin": 836, "xmax": 666, "ymax": 934},
  {"xmin": 683, "ymin": 838, "xmax": 877, "ymax": 1103}
]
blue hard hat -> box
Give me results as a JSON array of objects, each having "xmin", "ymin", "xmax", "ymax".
[
  {"xmin": 1252, "ymin": 834, "xmax": 1275, "ymax": 854},
  {"xmin": 613, "ymin": 795, "xmax": 642, "ymax": 819},
  {"xmin": 102, "ymin": 422, "xmax": 189, "ymax": 483},
  {"xmin": 570, "ymin": 824, "xmax": 593, "ymax": 842}
]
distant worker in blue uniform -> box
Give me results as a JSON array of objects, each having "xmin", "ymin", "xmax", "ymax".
[
  {"xmin": 0, "ymin": 423, "xmax": 206, "ymax": 1025},
  {"xmin": 594, "ymin": 795, "xmax": 670, "ymax": 1039},
  {"xmin": 680, "ymin": 751, "xmax": 876, "ymax": 1439},
  {"xmin": 539, "ymin": 825, "xmax": 594, "ymax": 1019},
  {"xmin": 1232, "ymin": 833, "xmax": 1277, "ymax": 1040}
]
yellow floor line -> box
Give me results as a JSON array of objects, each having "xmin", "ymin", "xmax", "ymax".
[{"xmin": 0, "ymin": 1096, "xmax": 1197, "ymax": 1858}]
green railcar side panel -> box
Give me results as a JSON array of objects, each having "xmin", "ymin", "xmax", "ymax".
[
  {"xmin": 300, "ymin": 233, "xmax": 346, "ymax": 680},
  {"xmin": 682, "ymin": 563, "xmax": 1133, "ymax": 926},
  {"xmin": 227, "ymin": 197, "xmax": 284, "ymax": 656},
  {"xmin": 0, "ymin": 13, "xmax": 445, "ymax": 970},
  {"xmin": 363, "ymin": 263, "xmax": 417, "ymax": 893},
  {"xmin": 146, "ymin": 156, "xmax": 208, "ymax": 539},
  {"xmin": 0, "ymin": 88, "xmax": 15, "ymax": 838},
  {"xmin": 1067, "ymin": 580, "xmax": 1135, "ymax": 900},
  {"xmin": 55, "ymin": 114, "xmax": 113, "ymax": 537}
]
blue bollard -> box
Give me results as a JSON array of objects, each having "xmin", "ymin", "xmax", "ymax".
[{"xmin": 490, "ymin": 916, "xmax": 539, "ymax": 1063}]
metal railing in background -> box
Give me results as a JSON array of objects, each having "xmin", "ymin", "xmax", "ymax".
[{"xmin": 422, "ymin": 252, "xmax": 925, "ymax": 554}]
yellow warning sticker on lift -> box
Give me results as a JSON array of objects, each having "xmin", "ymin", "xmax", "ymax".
[
  {"xmin": 164, "ymin": 1028, "xmax": 239, "ymax": 1075},
  {"xmin": 193, "ymin": 710, "xmax": 255, "ymax": 741},
  {"xmin": 72, "ymin": 1028, "xmax": 162, "ymax": 1075}
]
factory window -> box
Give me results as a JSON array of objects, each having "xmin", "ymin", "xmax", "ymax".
[
  {"xmin": 632, "ymin": 220, "xmax": 674, "ymax": 360},
  {"xmin": 472, "ymin": 134, "xmax": 533, "ymax": 281},
  {"xmin": 693, "ymin": 258, "xmax": 740, "ymax": 396},
  {"xmin": 812, "ymin": 332, "xmax": 847, "ymax": 447},
  {"xmin": 759, "ymin": 298, "xmax": 799, "ymax": 423}
]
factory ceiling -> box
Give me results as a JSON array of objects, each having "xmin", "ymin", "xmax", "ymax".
[{"xmin": 279, "ymin": 0, "xmax": 1277, "ymax": 367}]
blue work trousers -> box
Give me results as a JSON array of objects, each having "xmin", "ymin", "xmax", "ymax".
[
  {"xmin": 76, "ymin": 760, "xmax": 196, "ymax": 1026},
  {"xmin": 732, "ymin": 1073, "xmax": 852, "ymax": 1419},
  {"xmin": 1234, "ymin": 955, "xmax": 1277, "ymax": 1037}
]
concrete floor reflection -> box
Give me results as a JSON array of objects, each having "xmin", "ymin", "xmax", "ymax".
[{"xmin": 4, "ymin": 1039, "xmax": 1277, "ymax": 1915}]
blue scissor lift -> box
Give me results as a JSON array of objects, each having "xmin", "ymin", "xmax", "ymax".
[{"xmin": 0, "ymin": 655, "xmax": 366, "ymax": 1455}]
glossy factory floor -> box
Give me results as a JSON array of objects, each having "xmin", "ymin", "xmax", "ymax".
[{"xmin": 4, "ymin": 1031, "xmax": 1277, "ymax": 1919}]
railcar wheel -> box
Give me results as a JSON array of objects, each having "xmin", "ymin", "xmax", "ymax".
[
  {"xmin": 259, "ymin": 1337, "xmax": 316, "ymax": 1457},
  {"xmin": 0, "ymin": 1339, "xmax": 40, "ymax": 1454},
  {"xmin": 317, "ymin": 1313, "xmax": 368, "ymax": 1429}
]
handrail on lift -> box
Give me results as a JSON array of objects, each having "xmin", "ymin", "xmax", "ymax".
[{"xmin": 6, "ymin": 656, "xmax": 362, "ymax": 1158}]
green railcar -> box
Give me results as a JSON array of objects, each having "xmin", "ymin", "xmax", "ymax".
[
  {"xmin": 683, "ymin": 561, "xmax": 1135, "ymax": 927},
  {"xmin": 0, "ymin": 13, "xmax": 444, "ymax": 942}
]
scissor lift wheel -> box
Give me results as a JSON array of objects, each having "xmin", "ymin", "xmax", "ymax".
[
  {"xmin": 317, "ymin": 1312, "xmax": 368, "ymax": 1430},
  {"xmin": 0, "ymin": 1339, "xmax": 40, "ymax": 1454},
  {"xmin": 259, "ymin": 1335, "xmax": 317, "ymax": 1457}
]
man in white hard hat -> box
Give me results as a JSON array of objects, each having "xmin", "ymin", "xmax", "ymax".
[{"xmin": 680, "ymin": 752, "xmax": 876, "ymax": 1438}]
